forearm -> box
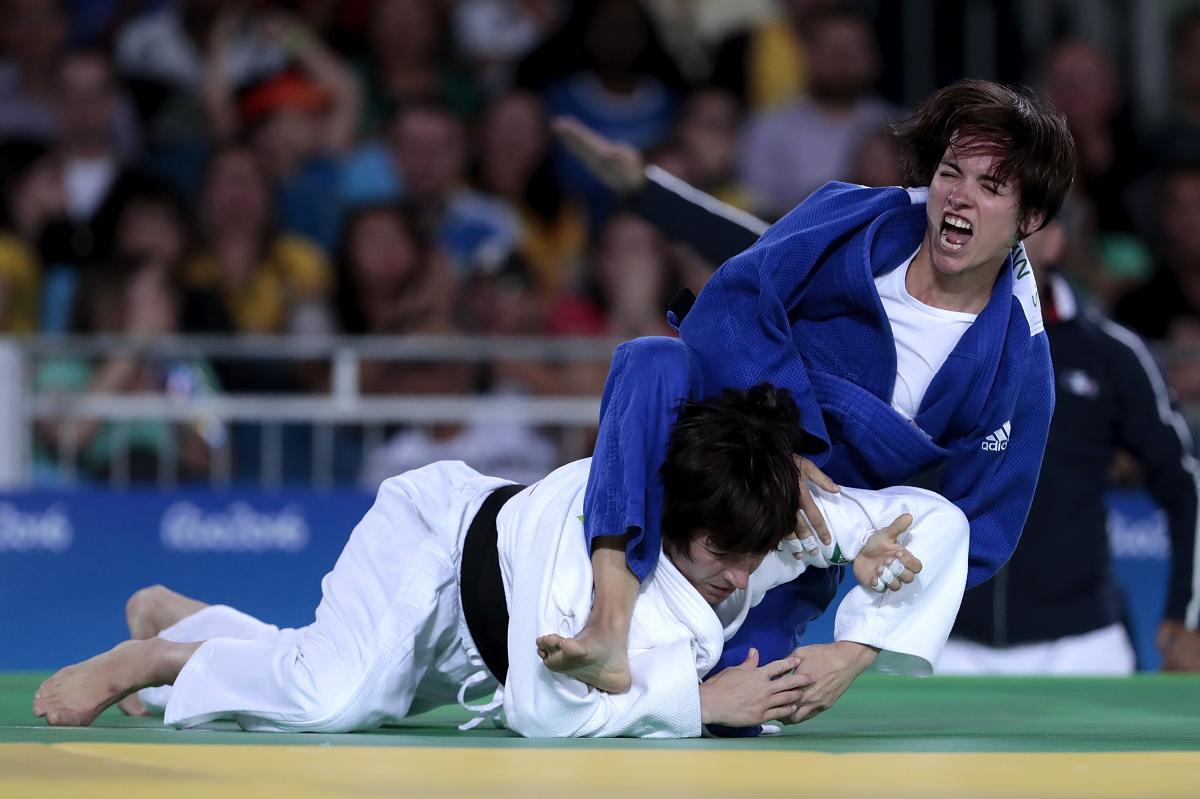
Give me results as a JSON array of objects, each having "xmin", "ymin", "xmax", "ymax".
[
  {"xmin": 627, "ymin": 165, "xmax": 765, "ymax": 264},
  {"xmin": 589, "ymin": 538, "xmax": 639, "ymax": 633},
  {"xmin": 284, "ymin": 28, "xmax": 362, "ymax": 152},
  {"xmin": 201, "ymin": 35, "xmax": 238, "ymax": 140}
]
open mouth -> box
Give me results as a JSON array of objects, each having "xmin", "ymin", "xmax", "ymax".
[{"xmin": 939, "ymin": 213, "xmax": 973, "ymax": 251}]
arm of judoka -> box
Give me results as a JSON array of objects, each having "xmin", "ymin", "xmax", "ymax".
[
  {"xmin": 938, "ymin": 334, "xmax": 1054, "ymax": 587},
  {"xmin": 785, "ymin": 490, "xmax": 919, "ymax": 593},
  {"xmin": 506, "ymin": 638, "xmax": 705, "ymax": 738},
  {"xmin": 551, "ymin": 116, "xmax": 765, "ymax": 264},
  {"xmin": 569, "ymin": 338, "xmax": 696, "ymax": 692}
]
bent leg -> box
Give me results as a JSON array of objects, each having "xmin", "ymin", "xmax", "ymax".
[
  {"xmin": 166, "ymin": 466, "xmax": 494, "ymax": 732},
  {"xmin": 125, "ymin": 585, "xmax": 209, "ymax": 640},
  {"xmin": 136, "ymin": 604, "xmax": 298, "ymax": 714}
]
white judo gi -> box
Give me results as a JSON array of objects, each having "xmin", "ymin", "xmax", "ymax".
[{"xmin": 142, "ymin": 458, "xmax": 968, "ymax": 737}]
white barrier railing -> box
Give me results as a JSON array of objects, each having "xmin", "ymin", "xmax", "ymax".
[
  {"xmin": 2, "ymin": 335, "xmax": 621, "ymax": 489},
  {"xmin": 5, "ymin": 334, "xmax": 1199, "ymax": 490}
]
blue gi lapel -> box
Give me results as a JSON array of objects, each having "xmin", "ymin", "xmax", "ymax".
[{"xmin": 915, "ymin": 247, "xmax": 1023, "ymax": 443}]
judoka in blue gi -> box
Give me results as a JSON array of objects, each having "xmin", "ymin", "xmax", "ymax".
[{"xmin": 537, "ymin": 79, "xmax": 1079, "ymax": 726}]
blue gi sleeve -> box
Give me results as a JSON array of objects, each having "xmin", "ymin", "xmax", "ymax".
[
  {"xmin": 677, "ymin": 182, "xmax": 913, "ymax": 462},
  {"xmin": 939, "ymin": 332, "xmax": 1055, "ymax": 587},
  {"xmin": 583, "ymin": 336, "xmax": 695, "ymax": 583}
]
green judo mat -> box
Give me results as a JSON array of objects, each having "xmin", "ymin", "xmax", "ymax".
[
  {"xmin": 3, "ymin": 672, "xmax": 1198, "ymax": 752},
  {"xmin": 5, "ymin": 673, "xmax": 1200, "ymax": 799}
]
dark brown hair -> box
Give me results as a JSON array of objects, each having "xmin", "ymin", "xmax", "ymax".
[
  {"xmin": 893, "ymin": 79, "xmax": 1076, "ymax": 235},
  {"xmin": 660, "ymin": 384, "xmax": 809, "ymax": 558}
]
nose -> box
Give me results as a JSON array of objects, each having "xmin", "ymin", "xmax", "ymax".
[
  {"xmin": 724, "ymin": 564, "xmax": 751, "ymax": 590},
  {"xmin": 947, "ymin": 185, "xmax": 969, "ymax": 209}
]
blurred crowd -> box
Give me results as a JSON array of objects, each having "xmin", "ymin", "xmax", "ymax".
[{"xmin": 3, "ymin": 0, "xmax": 1200, "ymax": 484}]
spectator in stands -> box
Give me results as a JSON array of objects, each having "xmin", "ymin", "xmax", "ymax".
[
  {"xmin": 0, "ymin": 143, "xmax": 52, "ymax": 332},
  {"xmin": 1115, "ymin": 154, "xmax": 1200, "ymax": 404},
  {"xmin": 115, "ymin": 0, "xmax": 287, "ymax": 132},
  {"xmin": 390, "ymin": 103, "xmax": 521, "ymax": 277},
  {"xmin": 112, "ymin": 178, "xmax": 193, "ymax": 281},
  {"xmin": 34, "ymin": 50, "xmax": 146, "ymax": 270},
  {"xmin": 34, "ymin": 261, "xmax": 222, "ymax": 483},
  {"xmin": 1159, "ymin": 10, "xmax": 1200, "ymax": 153},
  {"xmin": 0, "ymin": 0, "xmax": 67, "ymax": 143},
  {"xmin": 182, "ymin": 145, "xmax": 332, "ymax": 339},
  {"xmin": 0, "ymin": 1, "xmax": 141, "ymax": 153},
  {"xmin": 477, "ymin": 90, "xmax": 587, "ymax": 298},
  {"xmin": 334, "ymin": 203, "xmax": 459, "ymax": 391},
  {"xmin": 1041, "ymin": 39, "xmax": 1150, "ymax": 236},
  {"xmin": 736, "ymin": 4, "xmax": 893, "ymax": 218},
  {"xmin": 656, "ymin": 87, "xmax": 753, "ymax": 212},
  {"xmin": 546, "ymin": 212, "xmax": 676, "ymax": 342},
  {"xmin": 541, "ymin": 0, "xmax": 683, "ymax": 228},
  {"xmin": 710, "ymin": 0, "xmax": 835, "ymax": 111},
  {"xmin": 453, "ymin": 0, "xmax": 563, "ymax": 93},
  {"xmin": 943, "ymin": 211, "xmax": 1200, "ymax": 675},
  {"xmin": 355, "ymin": 0, "xmax": 481, "ymax": 133},
  {"xmin": 203, "ymin": 8, "xmax": 361, "ymax": 252}
]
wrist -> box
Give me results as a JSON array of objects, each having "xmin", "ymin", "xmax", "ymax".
[
  {"xmin": 698, "ymin": 682, "xmax": 722, "ymax": 726},
  {"xmin": 833, "ymin": 640, "xmax": 878, "ymax": 673}
]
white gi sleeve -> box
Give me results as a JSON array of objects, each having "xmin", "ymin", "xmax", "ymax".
[
  {"xmin": 503, "ymin": 635, "xmax": 703, "ymax": 738},
  {"xmin": 812, "ymin": 485, "xmax": 971, "ymax": 675}
]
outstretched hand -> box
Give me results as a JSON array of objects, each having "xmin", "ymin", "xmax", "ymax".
[
  {"xmin": 854, "ymin": 513, "xmax": 921, "ymax": 593},
  {"xmin": 551, "ymin": 117, "xmax": 646, "ymax": 195},
  {"xmin": 783, "ymin": 641, "xmax": 876, "ymax": 724},
  {"xmin": 699, "ymin": 648, "xmax": 812, "ymax": 728}
]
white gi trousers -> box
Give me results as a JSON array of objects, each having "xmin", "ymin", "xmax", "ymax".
[
  {"xmin": 143, "ymin": 461, "xmax": 511, "ymax": 731},
  {"xmin": 936, "ymin": 623, "xmax": 1137, "ymax": 676}
]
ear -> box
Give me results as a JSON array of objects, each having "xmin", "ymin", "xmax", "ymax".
[{"xmin": 1017, "ymin": 209, "xmax": 1046, "ymax": 240}]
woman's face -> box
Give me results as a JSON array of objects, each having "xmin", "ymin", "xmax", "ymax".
[
  {"xmin": 480, "ymin": 93, "xmax": 546, "ymax": 196},
  {"xmin": 349, "ymin": 210, "xmax": 419, "ymax": 290},
  {"xmin": 204, "ymin": 150, "xmax": 270, "ymax": 233},
  {"xmin": 116, "ymin": 199, "xmax": 188, "ymax": 269}
]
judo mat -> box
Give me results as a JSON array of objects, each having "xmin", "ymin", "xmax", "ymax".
[{"xmin": 2, "ymin": 672, "xmax": 1197, "ymax": 799}]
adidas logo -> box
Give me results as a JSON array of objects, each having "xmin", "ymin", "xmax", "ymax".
[{"xmin": 981, "ymin": 421, "xmax": 1011, "ymax": 452}]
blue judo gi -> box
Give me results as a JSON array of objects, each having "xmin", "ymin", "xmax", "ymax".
[{"xmin": 583, "ymin": 182, "xmax": 1055, "ymax": 684}]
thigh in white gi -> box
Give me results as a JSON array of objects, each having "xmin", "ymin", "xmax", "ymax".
[{"xmin": 163, "ymin": 461, "xmax": 510, "ymax": 732}]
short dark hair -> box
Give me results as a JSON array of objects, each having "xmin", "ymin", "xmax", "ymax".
[
  {"xmin": 660, "ymin": 384, "xmax": 807, "ymax": 558},
  {"xmin": 893, "ymin": 79, "xmax": 1076, "ymax": 235}
]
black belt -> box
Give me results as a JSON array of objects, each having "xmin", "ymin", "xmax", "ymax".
[{"xmin": 460, "ymin": 483, "xmax": 525, "ymax": 684}]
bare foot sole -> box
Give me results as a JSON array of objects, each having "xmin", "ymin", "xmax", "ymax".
[
  {"xmin": 33, "ymin": 640, "xmax": 159, "ymax": 727},
  {"xmin": 126, "ymin": 585, "xmax": 208, "ymax": 640},
  {"xmin": 535, "ymin": 631, "xmax": 632, "ymax": 694},
  {"xmin": 116, "ymin": 693, "xmax": 148, "ymax": 717}
]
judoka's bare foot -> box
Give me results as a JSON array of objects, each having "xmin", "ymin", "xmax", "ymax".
[
  {"xmin": 33, "ymin": 638, "xmax": 196, "ymax": 726},
  {"xmin": 125, "ymin": 585, "xmax": 207, "ymax": 640},
  {"xmin": 536, "ymin": 629, "xmax": 632, "ymax": 694}
]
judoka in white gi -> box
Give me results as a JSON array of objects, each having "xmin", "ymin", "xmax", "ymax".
[{"xmin": 34, "ymin": 385, "xmax": 968, "ymax": 737}]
